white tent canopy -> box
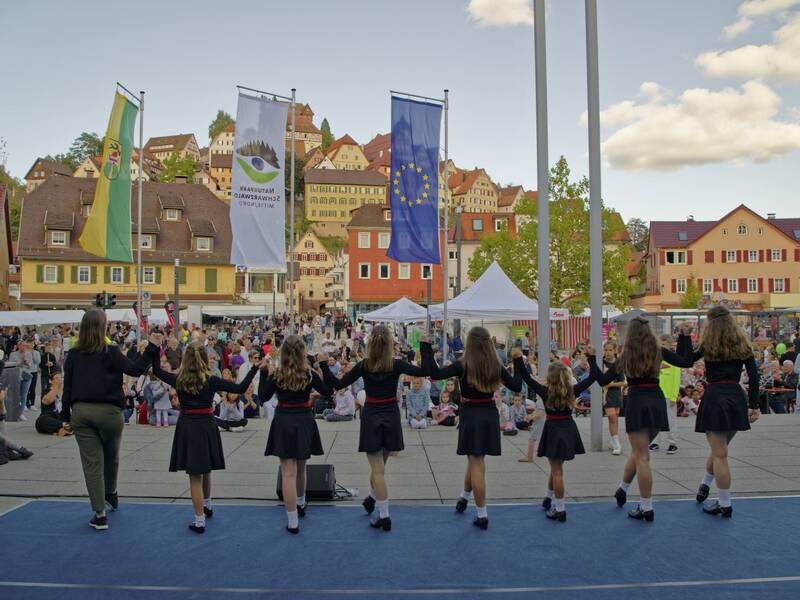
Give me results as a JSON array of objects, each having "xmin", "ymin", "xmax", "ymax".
[
  {"xmin": 429, "ymin": 262, "xmax": 539, "ymax": 321},
  {"xmin": 0, "ymin": 310, "xmax": 85, "ymax": 327},
  {"xmin": 104, "ymin": 308, "xmax": 187, "ymax": 325},
  {"xmin": 362, "ymin": 297, "xmax": 428, "ymax": 323}
]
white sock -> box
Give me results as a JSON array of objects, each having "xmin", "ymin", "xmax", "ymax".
[
  {"xmin": 377, "ymin": 499, "xmax": 390, "ymax": 518},
  {"xmin": 297, "ymin": 495, "xmax": 306, "ymax": 508},
  {"xmin": 718, "ymin": 488, "xmax": 732, "ymax": 508},
  {"xmin": 203, "ymin": 497, "xmax": 212, "ymax": 509},
  {"xmin": 612, "ymin": 435, "xmax": 620, "ymax": 446},
  {"xmin": 701, "ymin": 472, "xmax": 714, "ymax": 487},
  {"xmin": 640, "ymin": 497, "xmax": 653, "ymax": 511},
  {"xmin": 476, "ymin": 505, "xmax": 488, "ymax": 518},
  {"xmin": 460, "ymin": 490, "xmax": 473, "ymax": 501},
  {"xmin": 546, "ymin": 489, "xmax": 555, "ymax": 499},
  {"xmin": 193, "ymin": 514, "xmax": 206, "ymax": 527},
  {"xmin": 619, "ymin": 480, "xmax": 630, "ymax": 492},
  {"xmin": 287, "ymin": 510, "xmax": 299, "ymax": 528},
  {"xmin": 554, "ymin": 498, "xmax": 565, "ymax": 512}
]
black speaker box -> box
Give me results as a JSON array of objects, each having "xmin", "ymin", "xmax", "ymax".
[{"xmin": 276, "ymin": 464, "xmax": 336, "ymax": 501}]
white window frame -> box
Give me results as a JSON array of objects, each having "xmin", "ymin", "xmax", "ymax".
[
  {"xmin": 471, "ymin": 219, "xmax": 483, "ymax": 232},
  {"xmin": 43, "ymin": 265, "xmax": 58, "ymax": 284},
  {"xmin": 196, "ymin": 237, "xmax": 211, "ymax": 252},
  {"xmin": 358, "ymin": 263, "xmax": 370, "ymax": 279},
  {"xmin": 139, "ymin": 234, "xmax": 153, "ymax": 249},
  {"xmin": 665, "ymin": 250, "xmax": 687, "ymax": 265},
  {"xmin": 771, "ymin": 249, "xmax": 781, "ymax": 262},
  {"xmin": 143, "ymin": 267, "xmax": 156, "ymax": 285},
  {"xmin": 77, "ymin": 266, "xmax": 90, "ymax": 284},
  {"xmin": 358, "ymin": 232, "xmax": 371, "ymax": 249},
  {"xmin": 494, "ymin": 219, "xmax": 506, "ymax": 232},
  {"xmin": 774, "ymin": 278, "xmax": 785, "ymax": 293},
  {"xmin": 737, "ymin": 224, "xmax": 748, "ymax": 235},
  {"xmin": 398, "ymin": 263, "xmax": 410, "ymax": 279},
  {"xmin": 111, "ymin": 266, "xmax": 124, "ymax": 284},
  {"xmin": 378, "ymin": 263, "xmax": 390, "ymax": 279},
  {"xmin": 702, "ymin": 279, "xmax": 713, "ymax": 294},
  {"xmin": 747, "ymin": 278, "xmax": 758, "ymax": 293},
  {"xmin": 378, "ymin": 232, "xmax": 390, "ymax": 249},
  {"xmin": 421, "ymin": 264, "xmax": 432, "ymax": 280},
  {"xmin": 165, "ymin": 208, "xmax": 180, "ymax": 221},
  {"xmin": 676, "ymin": 279, "xmax": 687, "ymax": 294},
  {"xmin": 726, "ymin": 250, "xmax": 737, "ymax": 263},
  {"xmin": 748, "ymin": 250, "xmax": 758, "ymax": 263},
  {"xmin": 50, "ymin": 231, "xmax": 66, "ymax": 246},
  {"xmin": 728, "ymin": 279, "xmax": 738, "ymax": 293}
]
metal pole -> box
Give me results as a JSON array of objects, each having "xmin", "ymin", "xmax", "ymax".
[
  {"xmin": 289, "ymin": 89, "xmax": 296, "ymax": 328},
  {"xmin": 455, "ymin": 204, "xmax": 462, "ymax": 337},
  {"xmin": 586, "ymin": 0, "xmax": 604, "ymax": 452},
  {"xmin": 173, "ymin": 258, "xmax": 180, "ymax": 341},
  {"xmin": 272, "ymin": 273, "xmax": 276, "ymax": 317},
  {"xmin": 136, "ymin": 91, "xmax": 144, "ymax": 344},
  {"xmin": 534, "ymin": 0, "xmax": 550, "ymax": 379},
  {"xmin": 442, "ymin": 89, "xmax": 449, "ymax": 357}
]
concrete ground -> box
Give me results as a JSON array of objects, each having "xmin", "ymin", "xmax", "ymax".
[{"xmin": 1, "ymin": 413, "xmax": 799, "ymax": 514}]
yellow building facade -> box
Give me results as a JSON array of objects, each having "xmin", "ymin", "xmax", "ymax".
[{"xmin": 304, "ymin": 169, "xmax": 387, "ymax": 223}]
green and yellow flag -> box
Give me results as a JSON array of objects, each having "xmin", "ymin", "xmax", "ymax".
[{"xmin": 79, "ymin": 91, "xmax": 138, "ymax": 262}]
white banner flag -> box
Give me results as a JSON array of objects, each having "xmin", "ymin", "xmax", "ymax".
[{"xmin": 230, "ymin": 93, "xmax": 289, "ymax": 268}]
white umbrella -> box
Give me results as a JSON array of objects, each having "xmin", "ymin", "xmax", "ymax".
[{"xmin": 362, "ymin": 297, "xmax": 429, "ymax": 323}]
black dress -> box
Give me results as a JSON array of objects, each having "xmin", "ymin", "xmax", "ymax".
[
  {"xmin": 151, "ymin": 348, "xmax": 258, "ymax": 475},
  {"xmin": 603, "ymin": 359, "xmax": 624, "ymax": 409},
  {"xmin": 520, "ymin": 356, "xmax": 600, "ymax": 461},
  {"xmin": 259, "ymin": 365, "xmax": 333, "ymax": 460},
  {"xmin": 597, "ymin": 335, "xmax": 692, "ymax": 434},
  {"xmin": 322, "ymin": 358, "xmax": 427, "ymax": 453},
  {"xmin": 421, "ymin": 342, "xmax": 524, "ymax": 456},
  {"xmin": 35, "ymin": 394, "xmax": 63, "ymax": 434}
]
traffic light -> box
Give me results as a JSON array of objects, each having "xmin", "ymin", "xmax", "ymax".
[
  {"xmin": 92, "ymin": 291, "xmax": 116, "ymax": 309},
  {"xmin": 109, "ymin": 294, "xmax": 117, "ymax": 307},
  {"xmin": 94, "ymin": 293, "xmax": 103, "ymax": 308}
]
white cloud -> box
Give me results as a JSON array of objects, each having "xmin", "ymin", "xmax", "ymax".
[
  {"xmin": 467, "ymin": 0, "xmax": 534, "ymax": 27},
  {"xmin": 594, "ymin": 81, "xmax": 800, "ymax": 171},
  {"xmin": 698, "ymin": 12, "xmax": 800, "ymax": 81},
  {"xmin": 723, "ymin": 0, "xmax": 800, "ymax": 38}
]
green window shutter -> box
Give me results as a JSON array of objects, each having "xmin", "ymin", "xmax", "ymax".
[
  {"xmin": 57, "ymin": 265, "xmax": 65, "ymax": 283},
  {"xmin": 123, "ymin": 266, "xmax": 130, "ymax": 284},
  {"xmin": 177, "ymin": 266, "xmax": 187, "ymax": 285},
  {"xmin": 90, "ymin": 266, "xmax": 97, "ymax": 284},
  {"xmin": 70, "ymin": 265, "xmax": 78, "ymax": 283},
  {"xmin": 104, "ymin": 266, "xmax": 111, "ymax": 283},
  {"xmin": 204, "ymin": 268, "xmax": 217, "ymax": 293},
  {"xmin": 36, "ymin": 264, "xmax": 43, "ymax": 283},
  {"xmin": 155, "ymin": 267, "xmax": 162, "ymax": 284}
]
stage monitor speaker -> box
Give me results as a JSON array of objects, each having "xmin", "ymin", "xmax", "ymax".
[{"xmin": 276, "ymin": 464, "xmax": 336, "ymax": 501}]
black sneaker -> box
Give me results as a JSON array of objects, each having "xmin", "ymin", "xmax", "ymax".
[
  {"xmin": 369, "ymin": 516, "xmax": 392, "ymax": 531},
  {"xmin": 362, "ymin": 496, "xmax": 376, "ymax": 515},
  {"xmin": 542, "ymin": 496, "xmax": 552, "ymax": 511},
  {"xmin": 189, "ymin": 522, "xmax": 205, "ymax": 534},
  {"xmin": 649, "ymin": 443, "xmax": 659, "ymax": 452},
  {"xmin": 7, "ymin": 449, "xmax": 23, "ymax": 461},
  {"xmin": 614, "ymin": 487, "xmax": 627, "ymax": 507},
  {"xmin": 627, "ymin": 506, "xmax": 654, "ymax": 522},
  {"xmin": 473, "ymin": 516, "xmax": 488, "ymax": 530},
  {"xmin": 17, "ymin": 447, "xmax": 34, "ymax": 460},
  {"xmin": 666, "ymin": 445, "xmax": 677, "ymax": 455},
  {"xmin": 203, "ymin": 506, "xmax": 214, "ymax": 518},
  {"xmin": 105, "ymin": 493, "xmax": 118, "ymax": 512},
  {"xmin": 297, "ymin": 504, "xmax": 306, "ymax": 518},
  {"xmin": 286, "ymin": 525, "xmax": 299, "ymax": 534},
  {"xmin": 89, "ymin": 515, "xmax": 108, "ymax": 530},
  {"xmin": 545, "ymin": 508, "xmax": 566, "ymax": 522},
  {"xmin": 696, "ymin": 484, "xmax": 710, "ymax": 503},
  {"xmin": 455, "ymin": 497, "xmax": 468, "ymax": 513},
  {"xmin": 702, "ymin": 501, "xmax": 732, "ymax": 518}
]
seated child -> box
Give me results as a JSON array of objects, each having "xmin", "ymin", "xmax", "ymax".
[
  {"xmin": 508, "ymin": 393, "xmax": 530, "ymax": 430},
  {"xmin": 495, "ymin": 390, "xmax": 517, "ymax": 435},
  {"xmin": 406, "ymin": 376, "xmax": 431, "ymax": 429},
  {"xmin": 432, "ymin": 390, "xmax": 458, "ymax": 426},
  {"xmin": 216, "ymin": 392, "xmax": 248, "ymax": 432},
  {"xmin": 323, "ymin": 387, "xmax": 356, "ymax": 421}
]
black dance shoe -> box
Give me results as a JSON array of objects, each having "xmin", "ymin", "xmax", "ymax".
[
  {"xmin": 455, "ymin": 498, "xmax": 468, "ymax": 513},
  {"xmin": 105, "ymin": 492, "xmax": 119, "ymax": 512},
  {"xmin": 203, "ymin": 506, "xmax": 214, "ymax": 518},
  {"xmin": 614, "ymin": 487, "xmax": 627, "ymax": 507},
  {"xmin": 362, "ymin": 496, "xmax": 376, "ymax": 515},
  {"xmin": 369, "ymin": 516, "xmax": 392, "ymax": 531},
  {"xmin": 702, "ymin": 501, "xmax": 732, "ymax": 518},
  {"xmin": 542, "ymin": 497, "xmax": 552, "ymax": 510},
  {"xmin": 627, "ymin": 506, "xmax": 654, "ymax": 522},
  {"xmin": 696, "ymin": 484, "xmax": 710, "ymax": 503},
  {"xmin": 297, "ymin": 504, "xmax": 306, "ymax": 518},
  {"xmin": 188, "ymin": 523, "xmax": 205, "ymax": 534},
  {"xmin": 89, "ymin": 515, "xmax": 108, "ymax": 530},
  {"xmin": 545, "ymin": 508, "xmax": 566, "ymax": 522},
  {"xmin": 473, "ymin": 517, "xmax": 489, "ymax": 530},
  {"xmin": 286, "ymin": 525, "xmax": 299, "ymax": 534}
]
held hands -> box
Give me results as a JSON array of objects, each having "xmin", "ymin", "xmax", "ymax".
[
  {"xmin": 679, "ymin": 321, "xmax": 693, "ymax": 336},
  {"xmin": 748, "ymin": 408, "xmax": 760, "ymax": 423},
  {"xmin": 584, "ymin": 344, "xmax": 596, "ymax": 357},
  {"xmin": 258, "ymin": 356, "xmax": 270, "ymax": 371},
  {"xmin": 316, "ymin": 353, "xmax": 328, "ymax": 365},
  {"xmin": 420, "ymin": 332, "xmax": 431, "ymax": 344},
  {"xmin": 510, "ymin": 346, "xmax": 523, "ymax": 360},
  {"xmin": 148, "ymin": 332, "xmax": 163, "ymax": 347}
]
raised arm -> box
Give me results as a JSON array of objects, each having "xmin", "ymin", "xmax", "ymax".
[
  {"xmin": 59, "ymin": 351, "xmax": 74, "ymax": 422},
  {"xmin": 110, "ymin": 343, "xmax": 154, "ymax": 377},
  {"xmin": 518, "ymin": 364, "xmax": 548, "ymax": 399},
  {"xmin": 744, "ymin": 356, "xmax": 760, "ymax": 410},
  {"xmin": 322, "ymin": 360, "xmax": 363, "ymax": 390},
  {"xmin": 574, "ymin": 355, "xmax": 599, "ymax": 396},
  {"xmin": 661, "ymin": 334, "xmax": 697, "ymax": 368},
  {"xmin": 149, "ymin": 344, "xmax": 178, "ymax": 387},
  {"xmin": 211, "ymin": 365, "xmax": 257, "ymax": 394},
  {"xmin": 595, "ymin": 360, "xmax": 620, "ymax": 387},
  {"xmin": 420, "ymin": 341, "xmax": 462, "ymax": 381},
  {"xmin": 311, "ymin": 367, "xmax": 334, "ymax": 396},
  {"xmin": 500, "ymin": 355, "xmax": 525, "ymax": 393},
  {"xmin": 257, "ymin": 370, "xmax": 276, "ymax": 402},
  {"xmin": 396, "ymin": 359, "xmax": 427, "ymax": 378}
]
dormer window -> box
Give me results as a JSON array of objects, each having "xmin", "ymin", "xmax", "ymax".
[
  {"xmin": 165, "ymin": 208, "xmax": 180, "ymax": 221},
  {"xmin": 81, "ymin": 205, "xmax": 92, "ymax": 217},
  {"xmin": 50, "ymin": 231, "xmax": 67, "ymax": 246},
  {"xmin": 196, "ymin": 237, "xmax": 212, "ymax": 252},
  {"xmin": 139, "ymin": 235, "xmax": 154, "ymax": 249}
]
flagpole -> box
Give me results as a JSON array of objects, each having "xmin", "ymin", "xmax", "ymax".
[
  {"xmin": 289, "ymin": 88, "xmax": 296, "ymax": 328},
  {"xmin": 442, "ymin": 89, "xmax": 449, "ymax": 355},
  {"xmin": 136, "ymin": 90, "xmax": 144, "ymax": 344}
]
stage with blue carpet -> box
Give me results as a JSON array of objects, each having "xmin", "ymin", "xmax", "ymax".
[{"xmin": 1, "ymin": 497, "xmax": 799, "ymax": 599}]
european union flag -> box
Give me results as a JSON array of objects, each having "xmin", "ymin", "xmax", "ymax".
[{"xmin": 387, "ymin": 96, "xmax": 442, "ymax": 264}]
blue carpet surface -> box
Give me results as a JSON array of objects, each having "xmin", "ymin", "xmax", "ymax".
[{"xmin": 0, "ymin": 497, "xmax": 799, "ymax": 599}]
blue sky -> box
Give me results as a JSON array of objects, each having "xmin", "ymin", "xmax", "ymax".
[{"xmin": 1, "ymin": 0, "xmax": 799, "ymax": 223}]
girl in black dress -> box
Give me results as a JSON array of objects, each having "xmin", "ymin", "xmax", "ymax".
[
  {"xmin": 258, "ymin": 335, "xmax": 333, "ymax": 534},
  {"xmin": 421, "ymin": 327, "xmax": 524, "ymax": 530},
  {"xmin": 321, "ymin": 325, "xmax": 426, "ymax": 532},
  {"xmin": 519, "ymin": 347, "xmax": 599, "ymax": 522},
  {"xmin": 684, "ymin": 307, "xmax": 760, "ymax": 518},
  {"xmin": 35, "ymin": 372, "xmax": 70, "ymax": 436},
  {"xmin": 596, "ymin": 318, "xmax": 692, "ymax": 522},
  {"xmin": 149, "ymin": 343, "xmax": 264, "ymax": 534},
  {"xmin": 602, "ymin": 342, "xmax": 625, "ymax": 455}
]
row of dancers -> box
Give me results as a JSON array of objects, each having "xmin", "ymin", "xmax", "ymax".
[{"xmin": 59, "ymin": 305, "xmax": 759, "ymax": 533}]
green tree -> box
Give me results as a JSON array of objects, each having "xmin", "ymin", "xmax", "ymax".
[
  {"xmin": 159, "ymin": 152, "xmax": 196, "ymax": 183},
  {"xmin": 43, "ymin": 153, "xmax": 78, "ymax": 172},
  {"xmin": 68, "ymin": 132, "xmax": 104, "ymax": 163},
  {"xmin": 680, "ymin": 276, "xmax": 703, "ymax": 309},
  {"xmin": 320, "ymin": 118, "xmax": 334, "ymax": 152},
  {"xmin": 0, "ymin": 165, "xmax": 25, "ymax": 239},
  {"xmin": 626, "ymin": 217, "xmax": 649, "ymax": 252},
  {"xmin": 284, "ymin": 151, "xmax": 306, "ymax": 197},
  {"xmin": 208, "ymin": 110, "xmax": 234, "ymax": 142},
  {"xmin": 468, "ymin": 156, "xmax": 633, "ymax": 312}
]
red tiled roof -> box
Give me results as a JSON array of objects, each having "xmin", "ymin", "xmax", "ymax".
[
  {"xmin": 210, "ymin": 153, "xmax": 232, "ymax": 169},
  {"xmin": 446, "ymin": 213, "xmax": 517, "ymax": 242},
  {"xmin": 607, "ymin": 212, "xmax": 631, "ymax": 242},
  {"xmin": 498, "ymin": 185, "xmax": 523, "ymax": 207},
  {"xmin": 325, "ymin": 134, "xmax": 359, "ymax": 157},
  {"xmin": 363, "ymin": 133, "xmax": 390, "ymax": 163}
]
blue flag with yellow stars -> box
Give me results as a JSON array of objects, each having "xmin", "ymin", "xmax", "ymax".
[{"xmin": 387, "ymin": 96, "xmax": 442, "ymax": 264}]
